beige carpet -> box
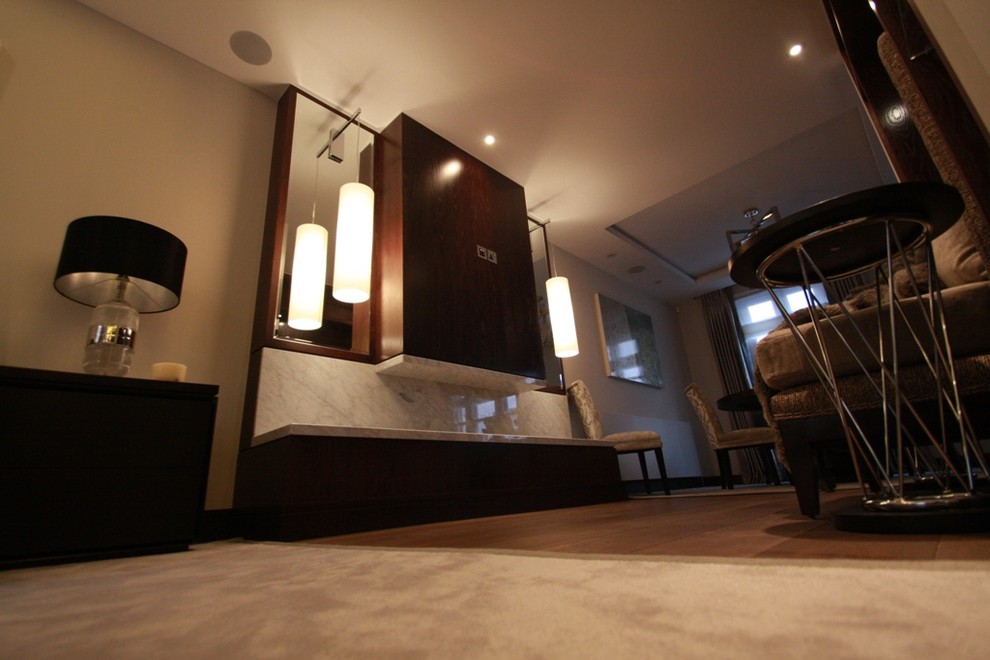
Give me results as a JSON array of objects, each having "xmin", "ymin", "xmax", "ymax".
[{"xmin": 2, "ymin": 540, "xmax": 988, "ymax": 658}]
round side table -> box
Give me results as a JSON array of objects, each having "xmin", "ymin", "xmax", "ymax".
[{"xmin": 729, "ymin": 182, "xmax": 989, "ymax": 527}]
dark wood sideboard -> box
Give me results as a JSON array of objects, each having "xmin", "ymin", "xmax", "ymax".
[
  {"xmin": 234, "ymin": 428, "xmax": 627, "ymax": 542},
  {"xmin": 0, "ymin": 366, "xmax": 217, "ymax": 568}
]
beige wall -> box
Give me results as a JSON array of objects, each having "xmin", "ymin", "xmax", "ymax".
[
  {"xmin": 914, "ymin": 0, "xmax": 990, "ymax": 138},
  {"xmin": 552, "ymin": 248, "xmax": 704, "ymax": 480},
  {"xmin": 0, "ymin": 0, "xmax": 275, "ymax": 508}
]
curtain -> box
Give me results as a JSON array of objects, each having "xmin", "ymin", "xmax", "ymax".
[
  {"xmin": 699, "ymin": 288, "xmax": 750, "ymax": 430},
  {"xmin": 700, "ymin": 287, "xmax": 776, "ymax": 484},
  {"xmin": 827, "ymin": 271, "xmax": 875, "ymax": 304}
]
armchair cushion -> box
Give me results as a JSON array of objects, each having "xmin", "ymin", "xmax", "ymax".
[
  {"xmin": 933, "ymin": 220, "xmax": 989, "ymax": 287},
  {"xmin": 763, "ymin": 353, "xmax": 990, "ymax": 422},
  {"xmin": 716, "ymin": 426, "xmax": 782, "ymax": 450},
  {"xmin": 756, "ymin": 280, "xmax": 990, "ymax": 390}
]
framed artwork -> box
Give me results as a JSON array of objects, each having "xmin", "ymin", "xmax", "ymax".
[{"xmin": 594, "ymin": 294, "xmax": 664, "ymax": 388}]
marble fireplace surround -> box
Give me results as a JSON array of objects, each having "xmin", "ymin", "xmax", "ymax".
[{"xmin": 252, "ymin": 348, "xmax": 576, "ymax": 447}]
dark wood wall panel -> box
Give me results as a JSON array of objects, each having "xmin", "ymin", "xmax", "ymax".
[
  {"xmin": 871, "ymin": 0, "xmax": 989, "ymax": 234},
  {"xmin": 823, "ymin": 0, "xmax": 990, "ymax": 270},
  {"xmin": 823, "ymin": 0, "xmax": 988, "ymax": 210},
  {"xmin": 380, "ymin": 114, "xmax": 544, "ymax": 379},
  {"xmin": 822, "ymin": 0, "xmax": 939, "ymax": 183},
  {"xmin": 374, "ymin": 114, "xmax": 404, "ymax": 362}
]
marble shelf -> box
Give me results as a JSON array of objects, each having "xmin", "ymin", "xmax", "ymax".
[
  {"xmin": 252, "ymin": 423, "xmax": 610, "ymax": 449},
  {"xmin": 374, "ymin": 355, "xmax": 547, "ymax": 393}
]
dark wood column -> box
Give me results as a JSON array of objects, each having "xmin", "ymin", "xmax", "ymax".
[
  {"xmin": 822, "ymin": 0, "xmax": 988, "ymax": 217},
  {"xmin": 378, "ymin": 114, "xmax": 544, "ymax": 380}
]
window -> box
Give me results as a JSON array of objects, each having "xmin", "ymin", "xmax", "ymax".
[{"xmin": 734, "ymin": 284, "xmax": 826, "ymax": 373}]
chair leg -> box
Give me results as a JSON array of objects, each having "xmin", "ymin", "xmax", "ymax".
[
  {"xmin": 760, "ymin": 447, "xmax": 781, "ymax": 485},
  {"xmin": 654, "ymin": 448, "xmax": 671, "ymax": 495},
  {"xmin": 637, "ymin": 451, "xmax": 652, "ymax": 494},
  {"xmin": 716, "ymin": 449, "xmax": 733, "ymax": 489},
  {"xmin": 781, "ymin": 433, "xmax": 821, "ymax": 518}
]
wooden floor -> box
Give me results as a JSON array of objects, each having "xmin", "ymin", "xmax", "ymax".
[{"xmin": 313, "ymin": 485, "xmax": 990, "ymax": 561}]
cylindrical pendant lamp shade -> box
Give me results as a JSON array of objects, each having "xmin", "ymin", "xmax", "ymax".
[
  {"xmin": 332, "ymin": 182, "xmax": 375, "ymax": 304},
  {"xmin": 288, "ymin": 223, "xmax": 329, "ymax": 330},
  {"xmin": 53, "ymin": 216, "xmax": 187, "ymax": 312},
  {"xmin": 546, "ymin": 276, "xmax": 579, "ymax": 358}
]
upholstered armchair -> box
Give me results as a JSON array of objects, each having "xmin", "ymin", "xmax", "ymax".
[
  {"xmin": 754, "ymin": 193, "xmax": 990, "ymax": 517},
  {"xmin": 748, "ymin": 22, "xmax": 990, "ymax": 518}
]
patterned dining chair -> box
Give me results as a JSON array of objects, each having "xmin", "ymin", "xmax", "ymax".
[
  {"xmin": 684, "ymin": 383, "xmax": 781, "ymax": 489},
  {"xmin": 567, "ymin": 380, "xmax": 670, "ymax": 495}
]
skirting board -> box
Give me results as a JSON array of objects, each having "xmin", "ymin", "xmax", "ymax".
[{"xmin": 232, "ymin": 432, "xmax": 627, "ymax": 541}]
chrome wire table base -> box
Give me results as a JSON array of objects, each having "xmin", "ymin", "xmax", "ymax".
[
  {"xmin": 833, "ymin": 502, "xmax": 990, "ymax": 534},
  {"xmin": 729, "ymin": 184, "xmax": 988, "ymax": 531},
  {"xmin": 864, "ymin": 488, "xmax": 990, "ymax": 512}
]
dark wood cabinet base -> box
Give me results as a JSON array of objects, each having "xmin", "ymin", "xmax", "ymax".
[{"xmin": 234, "ymin": 431, "xmax": 627, "ymax": 541}]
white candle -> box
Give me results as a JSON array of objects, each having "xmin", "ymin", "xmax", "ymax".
[{"xmin": 151, "ymin": 362, "xmax": 187, "ymax": 382}]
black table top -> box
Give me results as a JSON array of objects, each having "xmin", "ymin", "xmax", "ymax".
[{"xmin": 728, "ymin": 182, "xmax": 963, "ymax": 288}]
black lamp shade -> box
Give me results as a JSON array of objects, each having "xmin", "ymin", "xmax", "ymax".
[{"xmin": 54, "ymin": 216, "xmax": 187, "ymax": 313}]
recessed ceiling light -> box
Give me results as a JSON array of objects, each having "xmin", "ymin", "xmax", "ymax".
[
  {"xmin": 484, "ymin": 135, "xmax": 496, "ymax": 146},
  {"xmin": 883, "ymin": 103, "xmax": 908, "ymax": 126},
  {"xmin": 788, "ymin": 43, "xmax": 803, "ymax": 57}
]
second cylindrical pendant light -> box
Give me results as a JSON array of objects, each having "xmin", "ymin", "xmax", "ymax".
[{"xmin": 332, "ymin": 181, "xmax": 374, "ymax": 303}]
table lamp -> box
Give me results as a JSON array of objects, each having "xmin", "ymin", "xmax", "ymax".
[{"xmin": 54, "ymin": 216, "xmax": 187, "ymax": 376}]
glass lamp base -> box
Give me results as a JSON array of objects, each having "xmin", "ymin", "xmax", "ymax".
[
  {"xmin": 82, "ymin": 300, "xmax": 138, "ymax": 376},
  {"xmin": 83, "ymin": 343, "xmax": 134, "ymax": 376}
]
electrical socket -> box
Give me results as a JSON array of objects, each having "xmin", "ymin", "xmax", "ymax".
[{"xmin": 476, "ymin": 245, "xmax": 497, "ymax": 263}]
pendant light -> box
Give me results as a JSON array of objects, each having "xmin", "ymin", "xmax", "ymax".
[
  {"xmin": 332, "ymin": 113, "xmax": 374, "ymax": 304},
  {"xmin": 547, "ymin": 276, "xmax": 579, "ymax": 358},
  {"xmin": 544, "ymin": 222, "xmax": 579, "ymax": 358},
  {"xmin": 287, "ymin": 150, "xmax": 328, "ymax": 330}
]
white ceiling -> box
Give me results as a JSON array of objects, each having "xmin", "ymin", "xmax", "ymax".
[{"xmin": 75, "ymin": 0, "xmax": 893, "ymax": 301}]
